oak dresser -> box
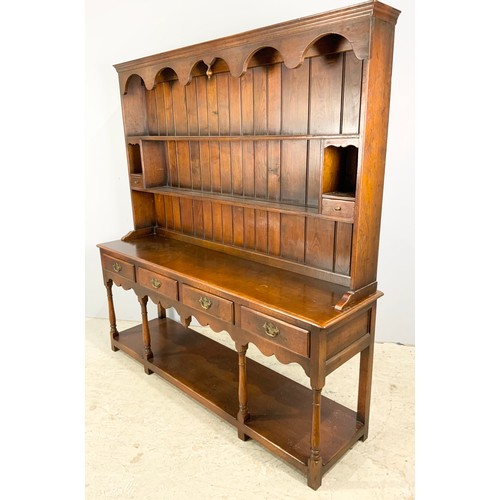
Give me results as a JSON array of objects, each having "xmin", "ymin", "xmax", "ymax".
[{"xmin": 97, "ymin": 1, "xmax": 400, "ymax": 489}]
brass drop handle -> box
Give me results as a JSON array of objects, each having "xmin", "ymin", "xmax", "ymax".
[
  {"xmin": 263, "ymin": 321, "xmax": 279, "ymax": 338},
  {"xmin": 334, "ymin": 206, "xmax": 342, "ymax": 212},
  {"xmin": 199, "ymin": 296, "xmax": 212, "ymax": 310},
  {"xmin": 151, "ymin": 277, "xmax": 161, "ymax": 289},
  {"xmin": 112, "ymin": 262, "xmax": 122, "ymax": 272}
]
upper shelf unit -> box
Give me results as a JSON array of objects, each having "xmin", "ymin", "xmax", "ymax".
[
  {"xmin": 121, "ymin": 37, "xmax": 363, "ymax": 139},
  {"xmin": 120, "ymin": 33, "xmax": 365, "ymax": 214},
  {"xmin": 115, "ymin": 0, "xmax": 400, "ymax": 288}
]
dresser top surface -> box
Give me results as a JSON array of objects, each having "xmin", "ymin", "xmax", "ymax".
[{"xmin": 98, "ymin": 235, "xmax": 380, "ymax": 328}]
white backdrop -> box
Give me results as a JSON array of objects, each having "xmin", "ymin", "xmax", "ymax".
[{"xmin": 85, "ymin": 0, "xmax": 414, "ymax": 344}]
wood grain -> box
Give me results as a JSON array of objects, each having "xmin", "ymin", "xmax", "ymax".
[
  {"xmin": 243, "ymin": 207, "xmax": 256, "ymax": 250},
  {"xmin": 253, "ymin": 65, "xmax": 267, "ymax": 134},
  {"xmin": 280, "ymin": 214, "xmax": 305, "ymax": 262},
  {"xmin": 255, "ymin": 209, "xmax": 268, "ymax": 253},
  {"xmin": 222, "ymin": 204, "xmax": 233, "ymax": 245},
  {"xmin": 268, "ymin": 211, "xmax": 281, "ymax": 256},
  {"xmin": 154, "ymin": 194, "xmax": 166, "ymax": 228},
  {"xmin": 281, "ymin": 60, "xmax": 310, "ymax": 134},
  {"xmin": 164, "ymin": 195, "xmax": 174, "ymax": 230},
  {"xmin": 176, "ymin": 141, "xmax": 191, "ymax": 188},
  {"xmin": 212, "ymin": 201, "xmax": 223, "ymax": 242},
  {"xmin": 309, "ymin": 53, "xmax": 343, "ymax": 134},
  {"xmin": 281, "ymin": 140, "xmax": 307, "ymax": 205},
  {"xmin": 171, "ymin": 80, "xmax": 188, "ymax": 135},
  {"xmin": 334, "ymin": 222, "xmax": 353, "ymax": 276},
  {"xmin": 342, "ymin": 51, "xmax": 363, "ymax": 134},
  {"xmin": 202, "ymin": 200, "xmax": 213, "ymax": 240},
  {"xmin": 145, "ymin": 88, "xmax": 158, "ymax": 135},
  {"xmin": 171, "ymin": 195, "xmax": 182, "ymax": 231},
  {"xmin": 122, "ymin": 75, "xmax": 147, "ymax": 136},
  {"xmin": 233, "ymin": 206, "xmax": 244, "ymax": 247},
  {"xmin": 193, "ymin": 199, "xmax": 204, "ymax": 237},
  {"xmin": 180, "ymin": 197, "xmax": 194, "ymax": 235},
  {"xmin": 305, "ymin": 217, "xmax": 335, "ymax": 271}
]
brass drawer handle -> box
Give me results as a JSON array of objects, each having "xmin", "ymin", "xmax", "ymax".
[
  {"xmin": 151, "ymin": 277, "xmax": 161, "ymax": 289},
  {"xmin": 334, "ymin": 206, "xmax": 342, "ymax": 211},
  {"xmin": 112, "ymin": 262, "xmax": 122, "ymax": 272},
  {"xmin": 263, "ymin": 321, "xmax": 279, "ymax": 338},
  {"xmin": 199, "ymin": 296, "xmax": 212, "ymax": 310}
]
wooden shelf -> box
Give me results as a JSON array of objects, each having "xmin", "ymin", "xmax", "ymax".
[
  {"xmin": 323, "ymin": 191, "xmax": 356, "ymax": 202},
  {"xmin": 112, "ymin": 318, "xmax": 364, "ymax": 472},
  {"xmin": 131, "ymin": 185, "xmax": 326, "ymax": 217},
  {"xmin": 127, "ymin": 134, "xmax": 359, "ymax": 147}
]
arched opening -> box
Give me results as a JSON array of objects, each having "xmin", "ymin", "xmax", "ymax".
[
  {"xmin": 246, "ymin": 46, "xmax": 283, "ymax": 69},
  {"xmin": 123, "ymin": 73, "xmax": 145, "ymax": 95},
  {"xmin": 303, "ymin": 33, "xmax": 354, "ymax": 60},
  {"xmin": 154, "ymin": 67, "xmax": 178, "ymax": 86}
]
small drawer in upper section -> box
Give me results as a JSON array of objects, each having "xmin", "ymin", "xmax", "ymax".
[
  {"xmin": 102, "ymin": 254, "xmax": 136, "ymax": 281},
  {"xmin": 129, "ymin": 174, "xmax": 143, "ymax": 188},
  {"xmin": 321, "ymin": 197, "xmax": 355, "ymax": 221},
  {"xmin": 137, "ymin": 267, "xmax": 178, "ymax": 300},
  {"xmin": 181, "ymin": 284, "xmax": 234, "ymax": 323},
  {"xmin": 240, "ymin": 307, "xmax": 309, "ymax": 357}
]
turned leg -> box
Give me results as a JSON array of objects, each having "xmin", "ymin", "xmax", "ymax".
[
  {"xmin": 157, "ymin": 303, "xmax": 166, "ymax": 319},
  {"xmin": 105, "ymin": 279, "xmax": 119, "ymax": 351},
  {"xmin": 357, "ymin": 304, "xmax": 376, "ymax": 441},
  {"xmin": 236, "ymin": 343, "xmax": 250, "ymax": 441},
  {"xmin": 139, "ymin": 296, "xmax": 153, "ymax": 374},
  {"xmin": 307, "ymin": 387, "xmax": 324, "ymax": 489}
]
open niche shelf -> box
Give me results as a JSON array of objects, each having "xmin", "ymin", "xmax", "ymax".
[
  {"xmin": 321, "ymin": 145, "xmax": 358, "ymax": 217},
  {"xmin": 127, "ymin": 143, "xmax": 144, "ymax": 189},
  {"xmin": 127, "ymin": 143, "xmax": 142, "ymax": 174},
  {"xmin": 322, "ymin": 145, "xmax": 358, "ymax": 198}
]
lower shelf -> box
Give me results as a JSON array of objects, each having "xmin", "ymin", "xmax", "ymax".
[{"xmin": 112, "ymin": 318, "xmax": 364, "ymax": 475}]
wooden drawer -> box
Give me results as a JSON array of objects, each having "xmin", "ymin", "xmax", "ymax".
[
  {"xmin": 137, "ymin": 267, "xmax": 178, "ymax": 299},
  {"xmin": 181, "ymin": 285, "xmax": 234, "ymax": 323},
  {"xmin": 102, "ymin": 254, "xmax": 135, "ymax": 281},
  {"xmin": 240, "ymin": 307, "xmax": 309, "ymax": 357},
  {"xmin": 321, "ymin": 198, "xmax": 355, "ymax": 220},
  {"xmin": 129, "ymin": 174, "xmax": 143, "ymax": 188}
]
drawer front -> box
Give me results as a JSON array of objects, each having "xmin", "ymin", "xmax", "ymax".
[
  {"xmin": 182, "ymin": 285, "xmax": 234, "ymax": 323},
  {"xmin": 129, "ymin": 174, "xmax": 143, "ymax": 188},
  {"xmin": 240, "ymin": 307, "xmax": 309, "ymax": 357},
  {"xmin": 102, "ymin": 254, "xmax": 135, "ymax": 281},
  {"xmin": 137, "ymin": 267, "xmax": 178, "ymax": 300},
  {"xmin": 321, "ymin": 198, "xmax": 355, "ymax": 220}
]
